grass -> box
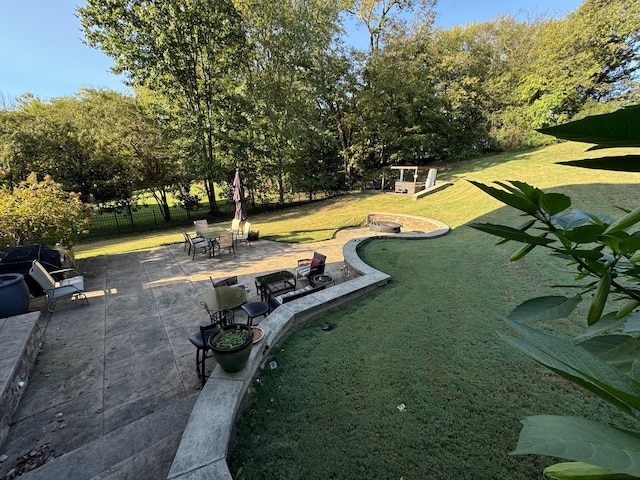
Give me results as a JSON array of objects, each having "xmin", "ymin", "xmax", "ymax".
[
  {"xmin": 222, "ymin": 142, "xmax": 640, "ymax": 479},
  {"xmin": 74, "ymin": 142, "xmax": 640, "ymax": 258}
]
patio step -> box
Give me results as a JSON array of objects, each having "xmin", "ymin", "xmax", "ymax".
[{"xmin": 18, "ymin": 395, "xmax": 196, "ymax": 480}]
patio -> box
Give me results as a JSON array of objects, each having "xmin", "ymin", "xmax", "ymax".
[
  {"xmin": 0, "ymin": 218, "xmax": 450, "ymax": 479},
  {"xmin": 0, "ymin": 229, "xmax": 365, "ymax": 479}
]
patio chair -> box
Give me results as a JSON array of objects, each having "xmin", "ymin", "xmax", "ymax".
[
  {"xmin": 295, "ymin": 252, "xmax": 326, "ymax": 280},
  {"xmin": 210, "ymin": 275, "xmax": 238, "ymax": 288},
  {"xmin": 28, "ymin": 259, "xmax": 88, "ymax": 313},
  {"xmin": 188, "ymin": 323, "xmax": 221, "ymax": 387},
  {"xmin": 234, "ymin": 221, "xmax": 252, "ymax": 247},
  {"xmin": 215, "ymin": 232, "xmax": 236, "ymax": 257},
  {"xmin": 231, "ymin": 218, "xmax": 241, "ymax": 234},
  {"xmin": 184, "ymin": 230, "xmax": 211, "ymax": 259},
  {"xmin": 240, "ymin": 290, "xmax": 269, "ymax": 326},
  {"xmin": 180, "ymin": 228, "xmax": 207, "ymax": 255},
  {"xmin": 193, "ymin": 219, "xmax": 208, "ymax": 232}
]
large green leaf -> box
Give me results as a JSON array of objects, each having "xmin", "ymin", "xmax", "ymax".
[
  {"xmin": 536, "ymin": 105, "xmax": 640, "ymax": 147},
  {"xmin": 575, "ymin": 313, "xmax": 626, "ymax": 340},
  {"xmin": 578, "ymin": 335, "xmax": 640, "ymax": 374},
  {"xmin": 508, "ymin": 295, "xmax": 582, "ymax": 323},
  {"xmin": 503, "ymin": 320, "xmax": 640, "ymax": 414},
  {"xmin": 620, "ymin": 236, "xmax": 640, "ymax": 255},
  {"xmin": 540, "ymin": 192, "xmax": 572, "ymax": 216},
  {"xmin": 468, "ymin": 180, "xmax": 539, "ymax": 214},
  {"xmin": 604, "ymin": 206, "xmax": 640, "ymax": 235},
  {"xmin": 544, "ymin": 461, "xmax": 637, "ymax": 479},
  {"xmin": 559, "ymin": 156, "xmax": 640, "ymax": 172},
  {"xmin": 554, "ymin": 210, "xmax": 596, "ymax": 230},
  {"xmin": 515, "ymin": 415, "xmax": 640, "ymax": 477},
  {"xmin": 565, "ymin": 224, "xmax": 607, "ymax": 244},
  {"xmin": 469, "ymin": 223, "xmax": 556, "ymax": 245}
]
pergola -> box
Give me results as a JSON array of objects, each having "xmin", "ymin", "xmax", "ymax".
[{"xmin": 381, "ymin": 166, "xmax": 422, "ymax": 194}]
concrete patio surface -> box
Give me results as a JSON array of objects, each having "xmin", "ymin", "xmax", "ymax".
[{"xmin": 0, "ymin": 228, "xmax": 373, "ymax": 479}]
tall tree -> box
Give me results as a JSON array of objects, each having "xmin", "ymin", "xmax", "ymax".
[
  {"xmin": 234, "ymin": 0, "xmax": 345, "ymax": 203},
  {"xmin": 78, "ymin": 0, "xmax": 248, "ymax": 213}
]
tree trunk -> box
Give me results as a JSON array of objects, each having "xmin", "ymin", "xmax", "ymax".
[{"xmin": 204, "ymin": 178, "xmax": 218, "ymax": 213}]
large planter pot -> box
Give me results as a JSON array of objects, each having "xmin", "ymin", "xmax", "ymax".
[
  {"xmin": 208, "ymin": 324, "xmax": 253, "ymax": 373},
  {"xmin": 0, "ymin": 273, "xmax": 30, "ymax": 318}
]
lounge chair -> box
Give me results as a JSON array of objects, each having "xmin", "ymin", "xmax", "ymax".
[
  {"xmin": 295, "ymin": 252, "xmax": 326, "ymax": 280},
  {"xmin": 29, "ymin": 259, "xmax": 88, "ymax": 312}
]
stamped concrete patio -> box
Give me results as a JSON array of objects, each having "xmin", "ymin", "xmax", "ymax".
[
  {"xmin": 0, "ymin": 214, "xmax": 451, "ymax": 480},
  {"xmin": 0, "ymin": 228, "xmax": 372, "ymax": 479}
]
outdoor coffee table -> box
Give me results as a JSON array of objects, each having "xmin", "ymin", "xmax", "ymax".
[{"xmin": 255, "ymin": 270, "xmax": 296, "ymax": 295}]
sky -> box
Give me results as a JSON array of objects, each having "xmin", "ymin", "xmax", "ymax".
[{"xmin": 0, "ymin": 0, "xmax": 584, "ymax": 102}]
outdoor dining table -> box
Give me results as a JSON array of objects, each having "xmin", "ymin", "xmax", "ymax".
[{"xmin": 196, "ymin": 286, "xmax": 247, "ymax": 324}]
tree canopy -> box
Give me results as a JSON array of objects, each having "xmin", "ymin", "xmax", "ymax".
[{"xmin": 1, "ymin": 0, "xmax": 640, "ymax": 225}]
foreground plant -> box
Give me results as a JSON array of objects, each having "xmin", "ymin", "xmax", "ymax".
[{"xmin": 470, "ymin": 105, "xmax": 640, "ymax": 479}]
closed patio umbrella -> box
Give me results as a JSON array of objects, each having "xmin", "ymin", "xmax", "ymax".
[{"xmin": 233, "ymin": 170, "xmax": 247, "ymax": 221}]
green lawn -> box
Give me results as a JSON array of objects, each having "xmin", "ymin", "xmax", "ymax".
[
  {"xmin": 221, "ymin": 143, "xmax": 640, "ymax": 479},
  {"xmin": 75, "ymin": 141, "xmax": 640, "ymax": 257}
]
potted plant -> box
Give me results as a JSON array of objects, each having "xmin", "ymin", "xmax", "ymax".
[{"xmin": 208, "ymin": 324, "xmax": 253, "ymax": 373}]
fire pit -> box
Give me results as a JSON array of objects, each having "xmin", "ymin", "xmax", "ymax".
[{"xmin": 369, "ymin": 221, "xmax": 401, "ymax": 233}]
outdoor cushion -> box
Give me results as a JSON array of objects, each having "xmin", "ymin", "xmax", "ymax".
[{"xmin": 274, "ymin": 284, "xmax": 316, "ymax": 305}]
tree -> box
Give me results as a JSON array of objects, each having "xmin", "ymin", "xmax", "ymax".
[
  {"xmin": 0, "ymin": 173, "xmax": 92, "ymax": 247},
  {"xmin": 234, "ymin": 0, "xmax": 345, "ymax": 203},
  {"xmin": 348, "ymin": 0, "xmax": 436, "ymax": 53},
  {"xmin": 78, "ymin": 0, "xmax": 248, "ymax": 213},
  {"xmin": 470, "ymin": 105, "xmax": 640, "ymax": 478},
  {"xmin": 515, "ymin": 0, "xmax": 640, "ymax": 128}
]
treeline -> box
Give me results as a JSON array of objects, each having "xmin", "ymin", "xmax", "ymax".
[{"xmin": 1, "ymin": 0, "xmax": 639, "ymax": 220}]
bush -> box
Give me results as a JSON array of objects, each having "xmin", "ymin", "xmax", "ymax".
[{"xmin": 0, "ymin": 172, "xmax": 92, "ymax": 247}]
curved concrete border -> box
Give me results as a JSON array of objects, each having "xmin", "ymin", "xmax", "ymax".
[{"xmin": 167, "ymin": 215, "xmax": 450, "ymax": 480}]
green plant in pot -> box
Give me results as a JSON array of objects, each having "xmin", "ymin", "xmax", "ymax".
[{"xmin": 208, "ymin": 324, "xmax": 253, "ymax": 373}]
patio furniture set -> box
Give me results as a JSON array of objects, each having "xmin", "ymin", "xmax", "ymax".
[
  {"xmin": 180, "ymin": 219, "xmax": 256, "ymax": 260},
  {"xmin": 187, "ymin": 250, "xmax": 331, "ymax": 386}
]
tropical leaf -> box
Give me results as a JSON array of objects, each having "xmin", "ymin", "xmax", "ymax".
[
  {"xmin": 469, "ymin": 223, "xmax": 555, "ymax": 245},
  {"xmin": 587, "ymin": 272, "xmax": 612, "ymax": 325},
  {"xmin": 554, "ymin": 249, "xmax": 604, "ymax": 261},
  {"xmin": 508, "ymin": 295, "xmax": 582, "ymax": 323},
  {"xmin": 540, "ymin": 192, "xmax": 572, "ymax": 216},
  {"xmin": 515, "ymin": 415, "xmax": 640, "ymax": 477},
  {"xmin": 503, "ymin": 319, "xmax": 640, "ymax": 414},
  {"xmin": 554, "ymin": 210, "xmax": 597, "ymax": 230},
  {"xmin": 564, "ymin": 224, "xmax": 607, "ymax": 244},
  {"xmin": 544, "ymin": 461, "xmax": 637, "ymax": 479},
  {"xmin": 468, "ymin": 180, "xmax": 538, "ymax": 214},
  {"xmin": 620, "ymin": 236, "xmax": 640, "ymax": 255},
  {"xmin": 578, "ymin": 335, "xmax": 640, "ymax": 374},
  {"xmin": 559, "ymin": 156, "xmax": 640, "ymax": 172},
  {"xmin": 605, "ymin": 206, "xmax": 640, "ymax": 235},
  {"xmin": 536, "ymin": 105, "xmax": 640, "ymax": 147},
  {"xmin": 575, "ymin": 313, "xmax": 626, "ymax": 340}
]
